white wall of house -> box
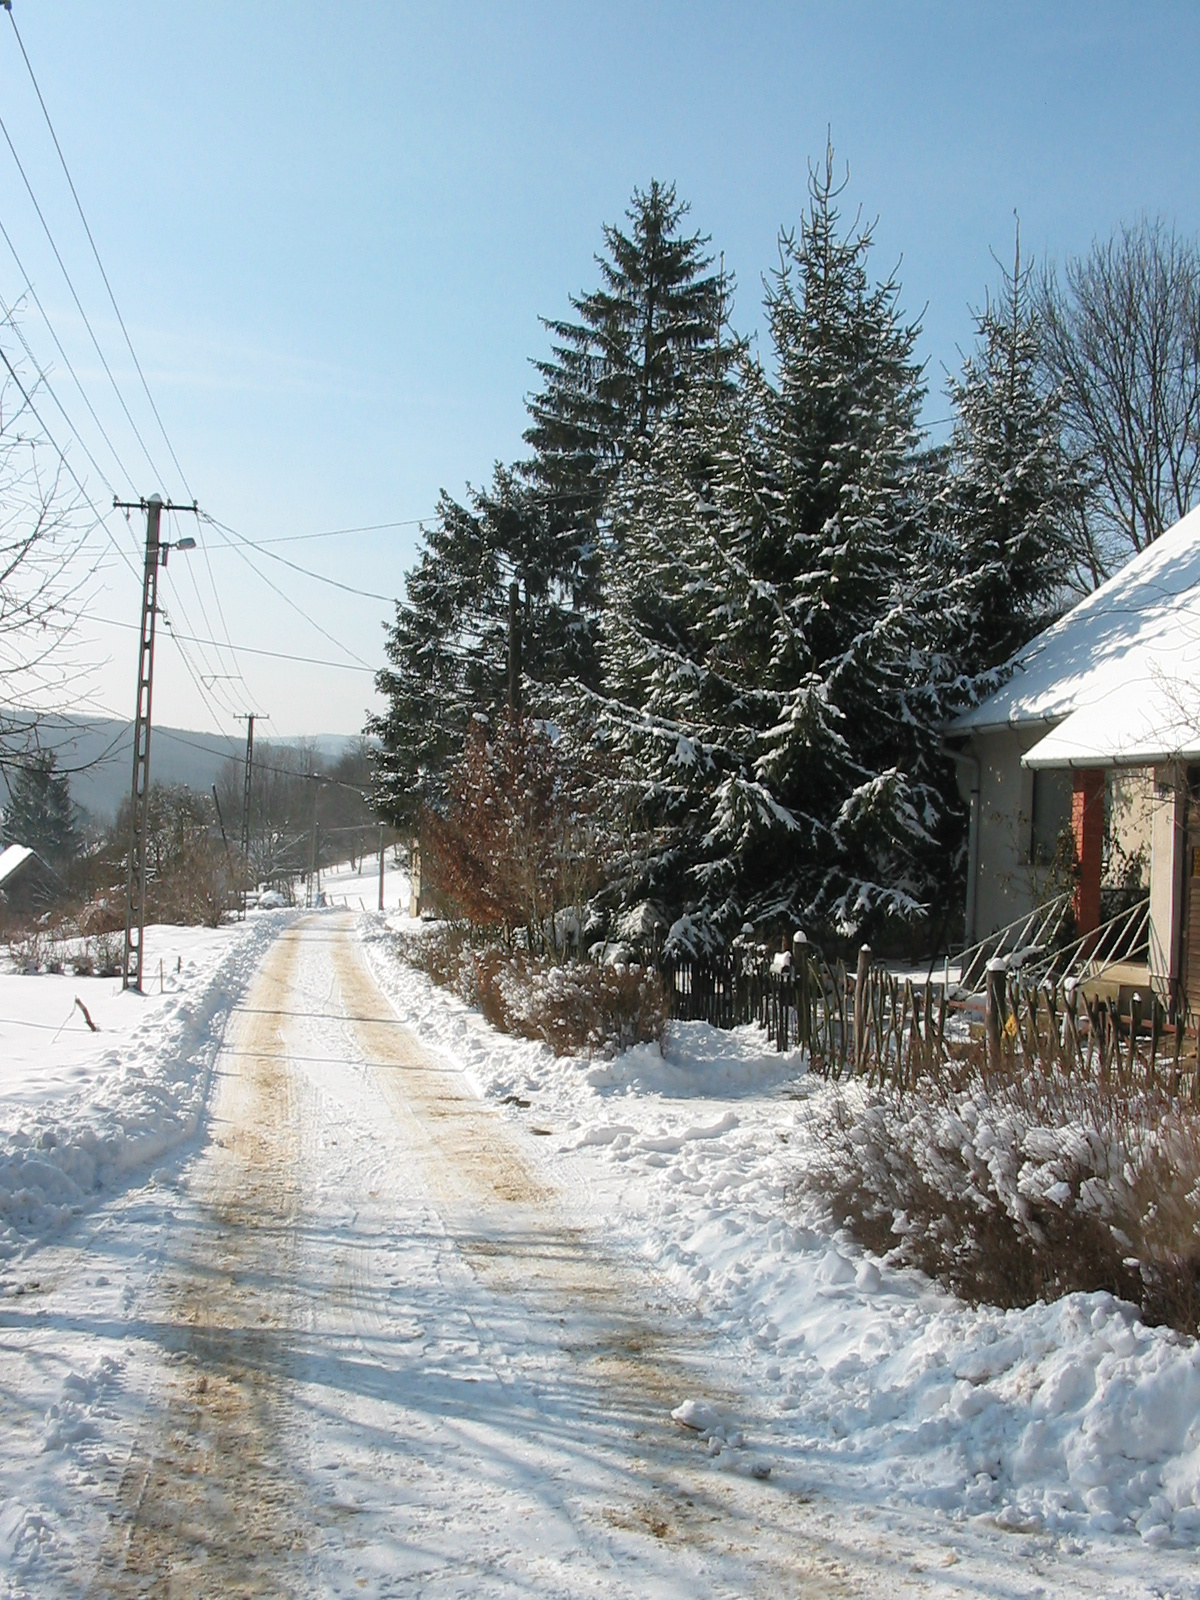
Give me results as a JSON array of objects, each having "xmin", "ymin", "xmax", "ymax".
[{"xmin": 1149, "ymin": 764, "xmax": 1186, "ymax": 1008}]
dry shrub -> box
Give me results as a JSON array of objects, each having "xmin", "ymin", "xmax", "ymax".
[
  {"xmin": 809, "ymin": 1064, "xmax": 1200, "ymax": 1336},
  {"xmin": 6, "ymin": 927, "xmax": 44, "ymax": 973},
  {"xmin": 405, "ymin": 926, "xmax": 667, "ymax": 1056},
  {"xmin": 146, "ymin": 845, "xmax": 236, "ymax": 928},
  {"xmin": 420, "ymin": 714, "xmax": 597, "ymax": 950}
]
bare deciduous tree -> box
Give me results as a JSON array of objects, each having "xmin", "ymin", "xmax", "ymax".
[
  {"xmin": 0, "ymin": 330, "xmax": 101, "ymax": 779},
  {"xmin": 1041, "ymin": 218, "xmax": 1200, "ymax": 586}
]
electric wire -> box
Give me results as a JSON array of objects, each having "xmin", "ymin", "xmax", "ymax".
[
  {"xmin": 0, "ymin": 211, "xmax": 138, "ymax": 502},
  {"xmin": 250, "ymin": 517, "xmax": 429, "ymax": 545},
  {"xmin": 88, "ymin": 612, "xmax": 376, "ymax": 673},
  {"xmin": 0, "ymin": 102, "xmax": 169, "ymax": 489},
  {"xmin": 0, "ymin": 339, "xmax": 140, "ymax": 585},
  {"xmin": 202, "ymin": 513, "xmax": 396, "ymax": 602},
  {"xmin": 6, "ymin": 6, "xmax": 194, "ymax": 500},
  {"xmin": 85, "ymin": 708, "xmax": 372, "ymax": 795},
  {"xmin": 188, "ymin": 513, "xmax": 256, "ymax": 710},
  {"xmin": 0, "ymin": 283, "xmax": 117, "ymax": 499},
  {"xmin": 163, "ymin": 617, "xmax": 249, "ymax": 734},
  {"xmin": 159, "ymin": 509, "xmax": 253, "ymax": 718},
  {"xmin": 199, "ymin": 515, "xmax": 374, "ymax": 668}
]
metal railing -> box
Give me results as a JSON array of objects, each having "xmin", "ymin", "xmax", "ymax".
[
  {"xmin": 952, "ymin": 893, "xmax": 1072, "ymax": 996},
  {"xmin": 1022, "ymin": 895, "xmax": 1151, "ymax": 991}
]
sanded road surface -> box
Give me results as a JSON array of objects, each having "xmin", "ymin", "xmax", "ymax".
[{"xmin": 9, "ymin": 916, "xmax": 877, "ymax": 1597}]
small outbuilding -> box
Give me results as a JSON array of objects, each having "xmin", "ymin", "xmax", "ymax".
[
  {"xmin": 946, "ymin": 504, "xmax": 1200, "ymax": 1018},
  {"xmin": 0, "ymin": 842, "xmax": 61, "ymax": 915}
]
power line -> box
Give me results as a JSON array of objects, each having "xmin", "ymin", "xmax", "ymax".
[
  {"xmin": 0, "ymin": 104, "xmax": 167, "ymax": 488},
  {"xmin": 0, "ymin": 213, "xmax": 138, "ymax": 499},
  {"xmin": 202, "ymin": 513, "xmax": 397, "ymax": 602},
  {"xmin": 84, "ymin": 712, "xmax": 374, "ymax": 796},
  {"xmin": 6, "ymin": 6, "xmax": 193, "ymax": 500},
  {"xmin": 0, "ymin": 19, "xmax": 260, "ymax": 717},
  {"xmin": 0, "ymin": 338, "xmax": 140, "ymax": 585},
  {"xmin": 88, "ymin": 611, "xmax": 377, "ymax": 673},
  {"xmin": 0, "ymin": 283, "xmax": 118, "ymax": 495},
  {"xmin": 199, "ymin": 515, "xmax": 375, "ymax": 668},
  {"xmin": 248, "ymin": 517, "xmax": 431, "ymax": 546},
  {"xmin": 192, "ymin": 519, "xmax": 255, "ymax": 706}
]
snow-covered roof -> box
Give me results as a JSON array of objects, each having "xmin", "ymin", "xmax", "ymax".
[
  {"xmin": 0, "ymin": 844, "xmax": 33, "ymax": 889},
  {"xmin": 951, "ymin": 503, "xmax": 1200, "ymax": 744},
  {"xmin": 1024, "ymin": 671, "xmax": 1200, "ymax": 768}
]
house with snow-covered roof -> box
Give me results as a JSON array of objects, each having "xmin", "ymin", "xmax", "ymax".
[
  {"xmin": 0, "ymin": 842, "xmax": 60, "ymax": 914},
  {"xmin": 946, "ymin": 502, "xmax": 1200, "ymax": 1017}
]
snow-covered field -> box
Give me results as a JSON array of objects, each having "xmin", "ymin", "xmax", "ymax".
[{"xmin": 0, "ymin": 883, "xmax": 1198, "ymax": 1595}]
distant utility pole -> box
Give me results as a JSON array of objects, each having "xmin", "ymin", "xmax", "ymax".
[
  {"xmin": 117, "ymin": 493, "xmax": 198, "ymax": 992},
  {"xmin": 237, "ymin": 712, "xmax": 263, "ymax": 919},
  {"xmin": 307, "ymin": 776, "xmax": 321, "ymax": 909},
  {"xmin": 239, "ymin": 714, "xmax": 255, "ymax": 861}
]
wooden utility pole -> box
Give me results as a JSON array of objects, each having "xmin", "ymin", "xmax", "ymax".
[{"xmin": 117, "ymin": 494, "xmax": 198, "ymax": 991}]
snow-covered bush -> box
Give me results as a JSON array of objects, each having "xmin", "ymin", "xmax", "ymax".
[
  {"xmin": 402, "ymin": 926, "xmax": 667, "ymax": 1056},
  {"xmin": 808, "ymin": 1070, "xmax": 1200, "ymax": 1334}
]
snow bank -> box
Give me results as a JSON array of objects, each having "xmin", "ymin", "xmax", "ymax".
[
  {"xmin": 359, "ymin": 913, "xmax": 1200, "ymax": 1549},
  {"xmin": 0, "ymin": 913, "xmax": 288, "ymax": 1254}
]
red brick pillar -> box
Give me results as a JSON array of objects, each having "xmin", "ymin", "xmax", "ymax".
[{"xmin": 1072, "ymin": 768, "xmax": 1105, "ymax": 935}]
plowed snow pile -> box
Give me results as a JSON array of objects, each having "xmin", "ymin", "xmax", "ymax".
[
  {"xmin": 361, "ymin": 915, "xmax": 1200, "ymax": 1553},
  {"xmin": 0, "ymin": 913, "xmax": 289, "ymax": 1253}
]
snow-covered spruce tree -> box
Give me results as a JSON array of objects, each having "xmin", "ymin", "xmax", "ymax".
[
  {"xmin": 930, "ymin": 235, "xmax": 1083, "ymax": 689},
  {"xmin": 600, "ymin": 150, "xmax": 950, "ymax": 952},
  {"xmin": 1, "ymin": 750, "xmax": 78, "ymax": 866},
  {"xmin": 370, "ymin": 468, "xmax": 595, "ymax": 828},
  {"xmin": 524, "ymin": 178, "xmax": 730, "ymax": 525},
  {"xmin": 372, "ymin": 182, "xmax": 730, "ymax": 827},
  {"xmin": 590, "ymin": 357, "xmax": 763, "ymax": 936},
  {"xmin": 720, "ymin": 152, "xmax": 947, "ymax": 948}
]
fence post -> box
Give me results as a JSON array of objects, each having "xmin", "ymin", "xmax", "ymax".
[
  {"xmin": 853, "ymin": 944, "xmax": 871, "ymax": 1074},
  {"xmin": 985, "ymin": 957, "xmax": 1006, "ymax": 1074},
  {"xmin": 793, "ymin": 931, "xmax": 808, "ymax": 1052}
]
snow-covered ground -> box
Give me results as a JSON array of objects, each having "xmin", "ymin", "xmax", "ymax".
[
  {"xmin": 360, "ymin": 910, "xmax": 1200, "ymax": 1590},
  {"xmin": 0, "ymin": 883, "xmax": 1197, "ymax": 1595},
  {"xmin": 0, "ymin": 912, "xmax": 289, "ymax": 1255}
]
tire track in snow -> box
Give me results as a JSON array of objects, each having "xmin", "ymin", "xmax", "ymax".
[
  {"xmin": 93, "ymin": 929, "xmax": 308, "ymax": 1596},
  {"xmin": 329, "ymin": 922, "xmax": 861, "ymax": 1596}
]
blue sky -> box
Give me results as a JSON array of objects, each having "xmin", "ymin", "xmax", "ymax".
[{"xmin": 4, "ymin": 1, "xmax": 1200, "ymax": 735}]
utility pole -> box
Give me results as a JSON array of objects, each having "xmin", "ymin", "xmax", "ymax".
[
  {"xmin": 307, "ymin": 776, "xmax": 320, "ymax": 909},
  {"xmin": 378, "ymin": 822, "xmax": 385, "ymax": 912},
  {"xmin": 238, "ymin": 713, "xmax": 260, "ymax": 919},
  {"xmin": 211, "ymin": 783, "xmax": 236, "ymax": 890},
  {"xmin": 117, "ymin": 494, "xmax": 198, "ymax": 992}
]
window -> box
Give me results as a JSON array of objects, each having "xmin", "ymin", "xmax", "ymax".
[{"xmin": 1031, "ymin": 768, "xmax": 1073, "ymax": 866}]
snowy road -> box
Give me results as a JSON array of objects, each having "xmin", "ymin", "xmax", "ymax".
[
  {"xmin": 5, "ymin": 910, "xmax": 1194, "ymax": 1597},
  {"xmin": 2, "ymin": 914, "xmax": 867, "ymax": 1597}
]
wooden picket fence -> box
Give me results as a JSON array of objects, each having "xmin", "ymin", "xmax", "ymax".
[{"xmin": 663, "ymin": 943, "xmax": 1200, "ymax": 1097}]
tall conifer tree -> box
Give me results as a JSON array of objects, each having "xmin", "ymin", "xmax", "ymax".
[
  {"xmin": 932, "ymin": 236, "xmax": 1082, "ymax": 685},
  {"xmin": 1, "ymin": 751, "xmax": 77, "ymax": 865},
  {"xmin": 373, "ymin": 182, "xmax": 730, "ymax": 826}
]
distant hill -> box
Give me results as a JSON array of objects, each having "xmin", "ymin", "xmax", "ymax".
[{"xmin": 1, "ymin": 715, "xmax": 365, "ymax": 821}]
